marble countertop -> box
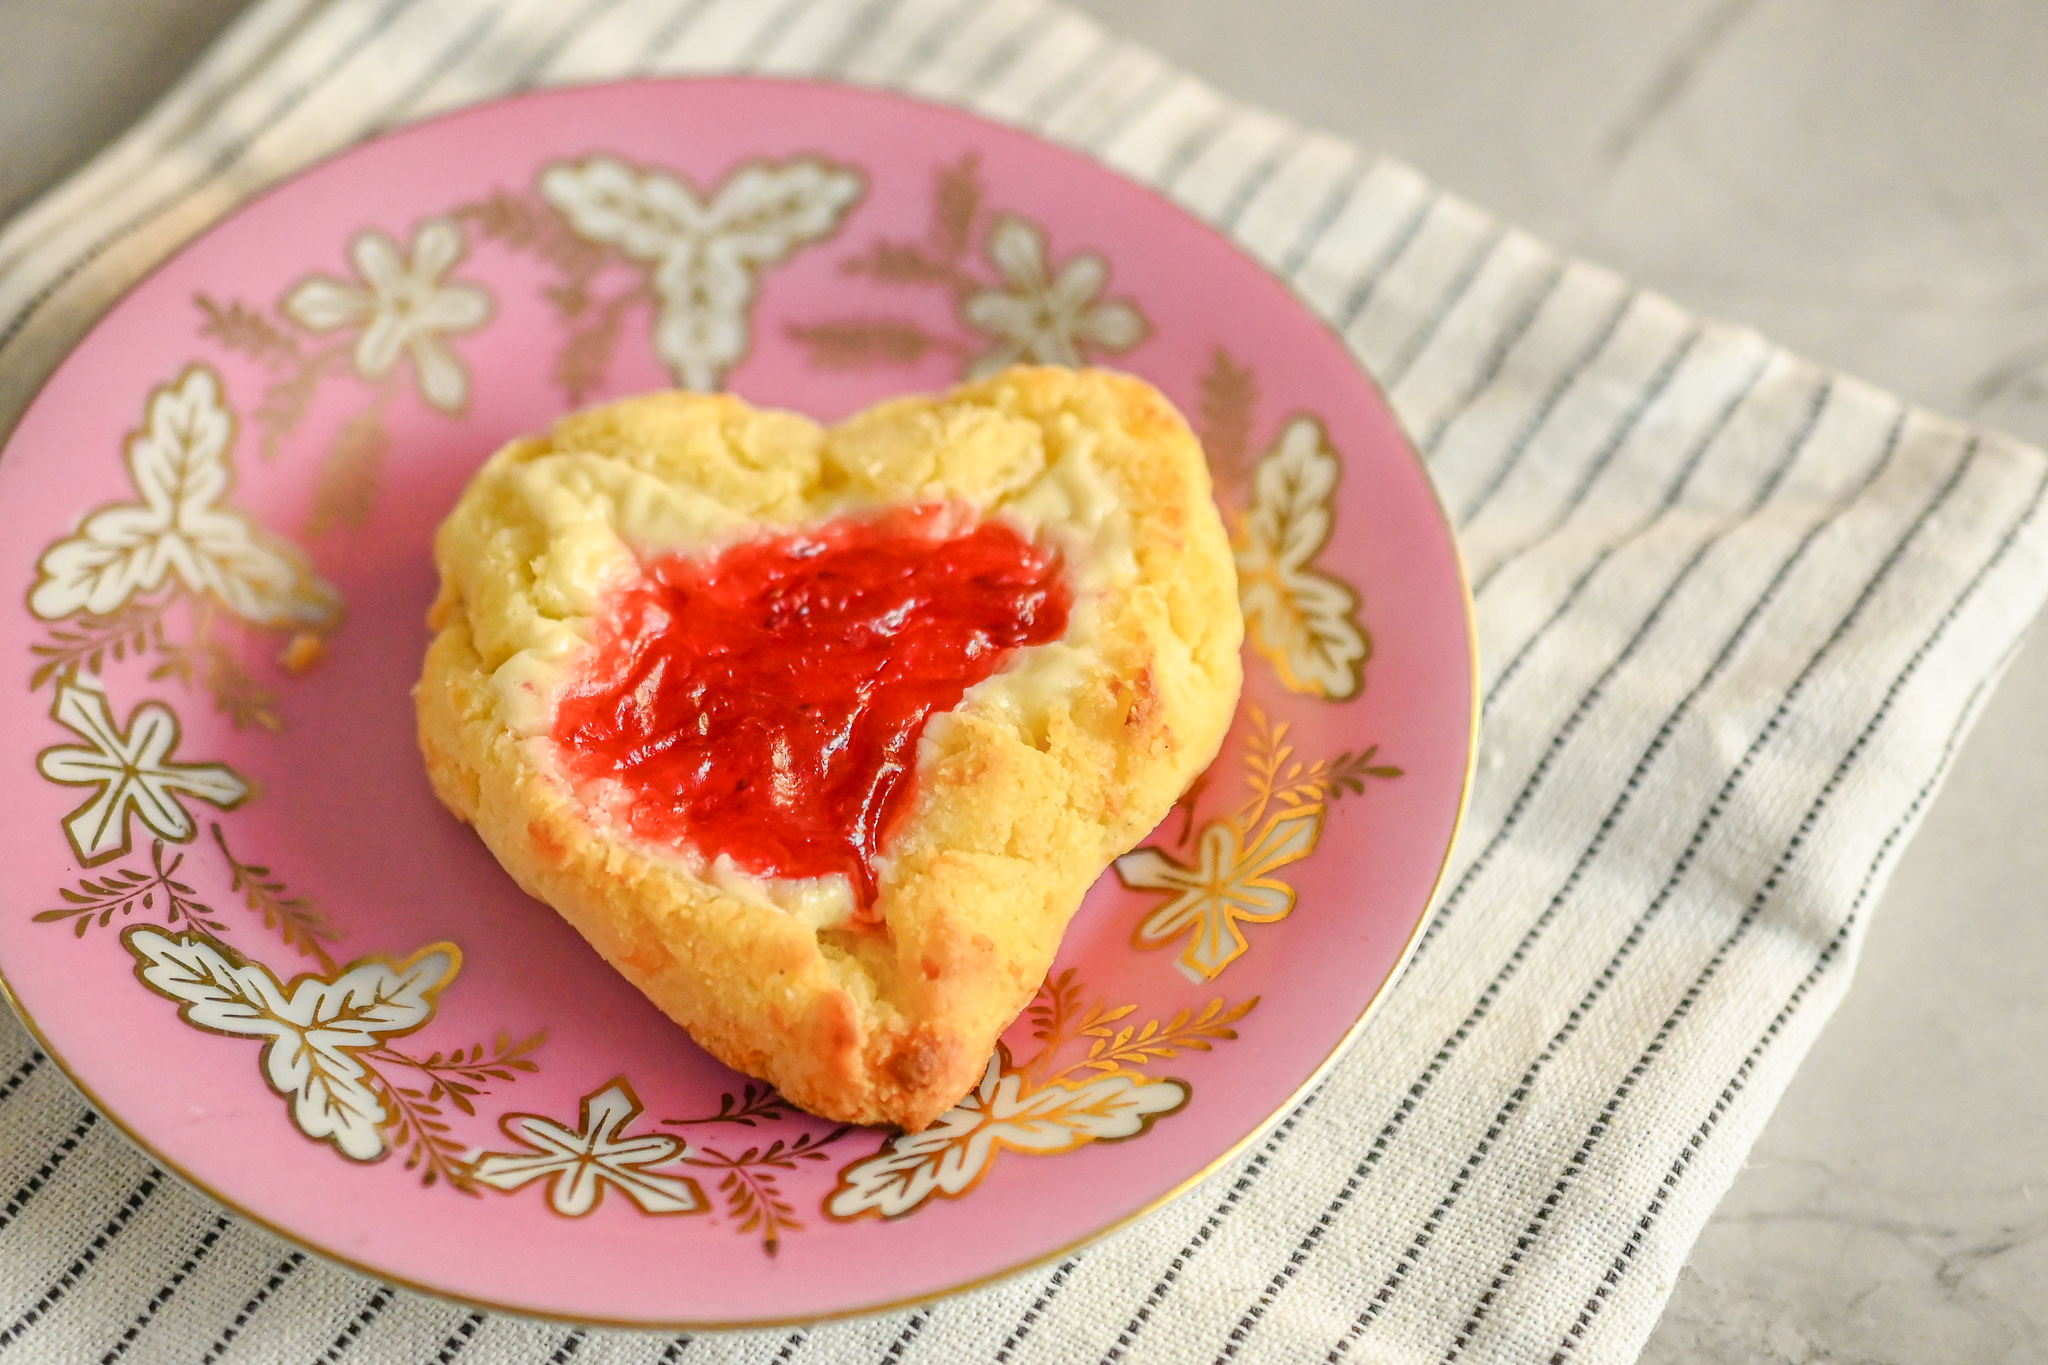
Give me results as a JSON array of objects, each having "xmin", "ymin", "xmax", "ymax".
[{"xmin": 5, "ymin": 1, "xmax": 2043, "ymax": 1359}]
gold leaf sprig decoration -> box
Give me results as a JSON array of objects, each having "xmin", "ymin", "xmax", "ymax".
[
  {"xmin": 1119, "ymin": 706, "xmax": 1400, "ymax": 981},
  {"xmin": 454, "ymin": 188, "xmax": 633, "ymax": 404},
  {"xmin": 369, "ymin": 1030, "xmax": 547, "ymax": 1115},
  {"xmin": 1234, "ymin": 707, "xmax": 1401, "ymax": 832},
  {"xmin": 453, "ymin": 189, "xmax": 613, "ymax": 308},
  {"xmin": 789, "ymin": 153, "xmax": 1148, "ymax": 379},
  {"xmin": 826, "ymin": 971, "xmax": 1250, "ymax": 1222},
  {"xmin": 304, "ymin": 404, "xmax": 391, "ymax": 538},
  {"xmin": 1197, "ymin": 346, "xmax": 1260, "ymax": 493},
  {"xmin": 662, "ymin": 1082, "xmax": 791, "ymax": 1129},
  {"xmin": 367, "ymin": 1029, "xmax": 547, "ymax": 1193},
  {"xmin": 1071, "ymin": 996, "xmax": 1259, "ymax": 1077},
  {"xmin": 840, "ymin": 152, "xmax": 987, "ymax": 303},
  {"xmin": 28, "ymin": 595, "xmax": 174, "ymax": 692},
  {"xmin": 1022, "ymin": 968, "xmax": 1257, "ymax": 1085},
  {"xmin": 681, "ymin": 1127, "xmax": 854, "ymax": 1256},
  {"xmin": 211, "ymin": 822, "xmax": 343, "ymax": 973},
  {"xmin": 780, "ymin": 318, "xmax": 967, "ymax": 370},
  {"xmin": 373, "ymin": 1068, "xmax": 478, "ymax": 1192},
  {"xmin": 150, "ymin": 598, "xmax": 281, "ymax": 734},
  {"xmin": 36, "ymin": 840, "xmax": 230, "ymax": 940},
  {"xmin": 197, "ymin": 290, "xmax": 348, "ymax": 461}
]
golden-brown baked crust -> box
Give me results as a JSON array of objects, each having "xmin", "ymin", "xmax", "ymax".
[{"xmin": 416, "ymin": 367, "xmax": 1241, "ymax": 1131}]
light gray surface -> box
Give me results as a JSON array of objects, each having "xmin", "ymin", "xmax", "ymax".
[
  {"xmin": 0, "ymin": 0, "xmax": 252, "ymax": 224},
  {"xmin": 5, "ymin": 1, "xmax": 2045, "ymax": 1359}
]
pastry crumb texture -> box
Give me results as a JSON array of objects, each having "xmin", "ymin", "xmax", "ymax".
[{"xmin": 417, "ymin": 367, "xmax": 1242, "ymax": 1131}]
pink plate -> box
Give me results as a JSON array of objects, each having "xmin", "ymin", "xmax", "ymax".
[{"xmin": 0, "ymin": 79, "xmax": 1473, "ymax": 1327}]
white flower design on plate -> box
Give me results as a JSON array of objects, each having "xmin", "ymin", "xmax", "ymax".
[
  {"xmin": 282, "ymin": 217, "xmax": 493, "ymax": 413},
  {"xmin": 826, "ymin": 1047, "xmax": 1187, "ymax": 1221},
  {"xmin": 1236, "ymin": 416, "xmax": 1370, "ymax": 700},
  {"xmin": 538, "ymin": 154, "xmax": 863, "ymax": 391},
  {"xmin": 1118, "ymin": 807, "xmax": 1324, "ymax": 982},
  {"xmin": 28, "ymin": 366, "xmax": 339, "ymax": 630},
  {"xmin": 37, "ymin": 680, "xmax": 249, "ymax": 865},
  {"xmin": 960, "ymin": 214, "xmax": 1148, "ymax": 380},
  {"xmin": 123, "ymin": 928, "xmax": 460, "ymax": 1161},
  {"xmin": 470, "ymin": 1079, "xmax": 705, "ymax": 1217}
]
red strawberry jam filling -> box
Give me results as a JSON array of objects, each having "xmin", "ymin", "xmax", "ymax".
[{"xmin": 553, "ymin": 504, "xmax": 1071, "ymax": 919}]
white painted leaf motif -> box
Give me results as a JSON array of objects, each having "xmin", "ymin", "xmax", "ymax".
[
  {"xmin": 29, "ymin": 366, "xmax": 340, "ymax": 630},
  {"xmin": 1235, "ymin": 416, "xmax": 1370, "ymax": 700},
  {"xmin": 961, "ymin": 214, "xmax": 1150, "ymax": 380},
  {"xmin": 281, "ymin": 217, "xmax": 492, "ymax": 413},
  {"xmin": 124, "ymin": 928, "xmax": 460, "ymax": 1161},
  {"xmin": 470, "ymin": 1079, "xmax": 705, "ymax": 1216},
  {"xmin": 1118, "ymin": 808, "xmax": 1324, "ymax": 981},
  {"xmin": 827, "ymin": 1050, "xmax": 1188, "ymax": 1220},
  {"xmin": 37, "ymin": 681, "xmax": 249, "ymax": 865},
  {"xmin": 538, "ymin": 155, "xmax": 863, "ymax": 391}
]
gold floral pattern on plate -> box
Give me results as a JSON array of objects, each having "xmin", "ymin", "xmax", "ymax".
[
  {"xmin": 27, "ymin": 364, "xmax": 340, "ymax": 728},
  {"xmin": 1118, "ymin": 706, "xmax": 1400, "ymax": 982},
  {"xmin": 37, "ymin": 680, "xmax": 249, "ymax": 865},
  {"xmin": 1196, "ymin": 349, "xmax": 1374, "ymax": 702},
  {"xmin": 197, "ymin": 215, "xmax": 491, "ymax": 539},
  {"xmin": 122, "ymin": 920, "xmax": 546, "ymax": 1191},
  {"xmin": 786, "ymin": 153, "xmax": 1149, "ymax": 379},
  {"xmin": 0, "ymin": 69, "xmax": 1490, "ymax": 1329},
  {"xmin": 27, "ymin": 364, "xmax": 341, "ymax": 729},
  {"xmin": 124, "ymin": 927, "xmax": 461, "ymax": 1162},
  {"xmin": 472, "ymin": 1078, "xmax": 854, "ymax": 1254},
  {"xmin": 826, "ymin": 971, "xmax": 1255, "ymax": 1221},
  {"xmin": 458, "ymin": 154, "xmax": 863, "ymax": 400},
  {"xmin": 13, "ymin": 135, "xmax": 1401, "ymax": 1265},
  {"xmin": 281, "ymin": 217, "xmax": 494, "ymax": 416},
  {"xmin": 473, "ymin": 1078, "xmax": 706, "ymax": 1217}
]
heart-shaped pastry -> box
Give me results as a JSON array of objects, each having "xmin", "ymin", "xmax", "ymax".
[{"xmin": 417, "ymin": 367, "xmax": 1242, "ymax": 1130}]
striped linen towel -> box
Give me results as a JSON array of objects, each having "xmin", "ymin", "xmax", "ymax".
[{"xmin": 3, "ymin": 1, "xmax": 2044, "ymax": 1362}]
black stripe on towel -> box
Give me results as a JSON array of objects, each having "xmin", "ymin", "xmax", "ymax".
[
  {"xmin": 1419, "ymin": 263, "xmax": 1570, "ymax": 457},
  {"xmin": 1469, "ymin": 324, "xmax": 1702, "ymax": 596},
  {"xmin": 1456, "ymin": 290, "xmax": 1639, "ymax": 528},
  {"xmin": 1086, "ymin": 1093, "xmax": 1324, "ymax": 1365},
  {"xmin": 736, "ymin": 0, "xmax": 830, "ymax": 69},
  {"xmin": 1374, "ymin": 225, "xmax": 1507, "ymax": 390},
  {"xmin": 1540, "ymin": 475, "xmax": 2046, "ymax": 1365},
  {"xmin": 98, "ymin": 1215, "xmax": 234, "ymax": 1364},
  {"xmin": 318, "ymin": 1285, "xmax": 395, "ymax": 1362},
  {"xmin": 641, "ymin": 0, "xmax": 727, "ymax": 66},
  {"xmin": 1216, "ymin": 394, "xmax": 1911, "ymax": 1365},
  {"xmin": 1446, "ymin": 473, "xmax": 2036, "ymax": 1363},
  {"xmin": 1426, "ymin": 363, "xmax": 1788, "ymax": 960},
  {"xmin": 0, "ymin": 1170, "xmax": 163, "ymax": 1350},
  {"xmin": 993, "ymin": 1259, "xmax": 1079, "ymax": 1363},
  {"xmin": 198, "ymin": 1251, "xmax": 307, "ymax": 1364},
  {"xmin": 0, "ymin": 1109, "xmax": 99, "ymax": 1231},
  {"xmin": 1476, "ymin": 354, "xmax": 1780, "ymax": 714},
  {"xmin": 0, "ymin": 1049, "xmax": 46, "ymax": 1107},
  {"xmin": 1329, "ymin": 192, "xmax": 1438, "ymax": 333},
  {"xmin": 1213, "ymin": 129, "xmax": 1308, "ymax": 236},
  {"xmin": 1340, "ymin": 424, "xmax": 1965, "ymax": 1357},
  {"xmin": 430, "ymin": 1311, "xmax": 487, "ymax": 1363}
]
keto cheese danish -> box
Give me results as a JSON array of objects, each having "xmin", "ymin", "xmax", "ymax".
[{"xmin": 417, "ymin": 367, "xmax": 1241, "ymax": 1131}]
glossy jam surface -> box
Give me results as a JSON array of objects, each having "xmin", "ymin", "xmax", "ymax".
[{"xmin": 554, "ymin": 506, "xmax": 1071, "ymax": 914}]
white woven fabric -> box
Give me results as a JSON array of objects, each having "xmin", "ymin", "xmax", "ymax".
[{"xmin": 3, "ymin": 1, "xmax": 2044, "ymax": 1362}]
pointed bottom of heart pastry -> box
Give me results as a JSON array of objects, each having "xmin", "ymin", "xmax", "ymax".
[{"xmin": 418, "ymin": 367, "xmax": 1242, "ymax": 1130}]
